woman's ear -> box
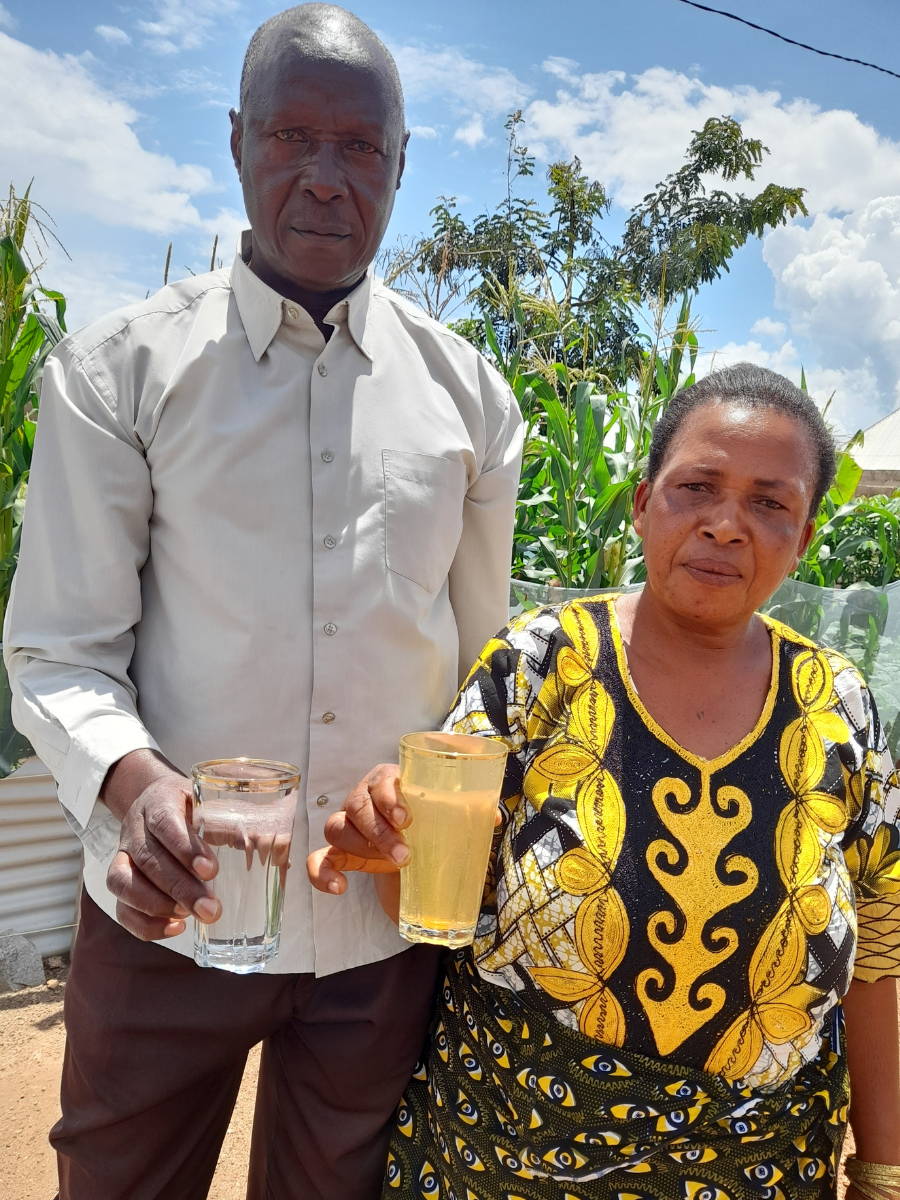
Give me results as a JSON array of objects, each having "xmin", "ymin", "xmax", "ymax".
[{"xmin": 633, "ymin": 478, "xmax": 651, "ymax": 538}]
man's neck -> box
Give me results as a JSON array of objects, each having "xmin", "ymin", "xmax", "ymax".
[
  {"xmin": 242, "ymin": 240, "xmax": 364, "ymax": 338},
  {"xmin": 292, "ymin": 282, "xmax": 359, "ymax": 335}
]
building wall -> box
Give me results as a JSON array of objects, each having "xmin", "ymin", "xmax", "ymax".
[
  {"xmin": 0, "ymin": 757, "xmax": 81, "ymax": 957},
  {"xmin": 857, "ymin": 470, "xmax": 900, "ymax": 498}
]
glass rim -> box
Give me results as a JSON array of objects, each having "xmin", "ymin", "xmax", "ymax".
[
  {"xmin": 191, "ymin": 757, "xmax": 301, "ymax": 791},
  {"xmin": 399, "ymin": 731, "xmax": 508, "ymax": 761}
]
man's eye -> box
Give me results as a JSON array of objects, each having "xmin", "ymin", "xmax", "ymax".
[
  {"xmin": 682, "ymin": 482, "xmax": 710, "ymax": 493},
  {"xmin": 274, "ymin": 130, "xmax": 308, "ymax": 143},
  {"xmin": 756, "ymin": 497, "xmax": 785, "ymax": 510},
  {"xmin": 347, "ymin": 140, "xmax": 377, "ymax": 154}
]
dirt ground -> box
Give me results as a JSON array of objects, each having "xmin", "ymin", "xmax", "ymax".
[
  {"xmin": 0, "ymin": 958, "xmax": 259, "ymax": 1200},
  {"xmin": 2, "ymin": 963, "xmax": 893, "ymax": 1200}
]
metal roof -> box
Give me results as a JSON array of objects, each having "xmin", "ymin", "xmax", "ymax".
[{"xmin": 856, "ymin": 407, "xmax": 900, "ymax": 472}]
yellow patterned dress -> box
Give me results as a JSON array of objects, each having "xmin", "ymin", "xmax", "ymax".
[{"xmin": 384, "ymin": 594, "xmax": 900, "ymax": 1200}]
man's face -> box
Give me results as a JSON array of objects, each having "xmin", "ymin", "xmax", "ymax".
[{"xmin": 231, "ymin": 48, "xmax": 406, "ymax": 296}]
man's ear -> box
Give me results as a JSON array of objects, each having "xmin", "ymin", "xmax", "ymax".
[
  {"xmin": 229, "ymin": 109, "xmax": 243, "ymax": 180},
  {"xmin": 396, "ymin": 130, "xmax": 410, "ymax": 191}
]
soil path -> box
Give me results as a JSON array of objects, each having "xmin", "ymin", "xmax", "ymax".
[
  {"xmin": 0, "ymin": 961, "xmax": 258, "ymax": 1200},
  {"xmin": 3, "ymin": 964, "xmax": 895, "ymax": 1199}
]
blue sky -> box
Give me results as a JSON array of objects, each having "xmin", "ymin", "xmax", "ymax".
[{"xmin": 2, "ymin": 0, "xmax": 899, "ymax": 434}]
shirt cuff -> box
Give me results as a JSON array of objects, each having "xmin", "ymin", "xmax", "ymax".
[{"xmin": 57, "ymin": 717, "xmax": 161, "ymax": 860}]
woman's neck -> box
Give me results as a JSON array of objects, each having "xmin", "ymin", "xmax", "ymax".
[{"xmin": 616, "ymin": 588, "xmax": 766, "ymax": 671}]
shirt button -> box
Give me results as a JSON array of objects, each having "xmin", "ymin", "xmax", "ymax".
[
  {"xmin": 323, "ymin": 534, "xmax": 337, "ymax": 549},
  {"xmin": 322, "ymin": 711, "xmax": 336, "ymax": 723},
  {"xmin": 317, "ymin": 362, "xmax": 328, "ymax": 377},
  {"xmin": 316, "ymin": 795, "xmax": 329, "ymax": 807},
  {"xmin": 321, "ymin": 450, "xmax": 334, "ymax": 463},
  {"xmin": 286, "ymin": 305, "xmax": 299, "ymax": 320},
  {"xmin": 323, "ymin": 622, "xmax": 338, "ymax": 636}
]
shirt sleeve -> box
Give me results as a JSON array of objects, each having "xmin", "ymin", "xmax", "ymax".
[
  {"xmin": 844, "ymin": 685, "xmax": 900, "ymax": 982},
  {"xmin": 3, "ymin": 342, "xmax": 160, "ymax": 859},
  {"xmin": 448, "ymin": 356, "xmax": 524, "ymax": 682}
]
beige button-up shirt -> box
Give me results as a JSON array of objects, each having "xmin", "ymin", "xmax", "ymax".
[{"xmin": 4, "ymin": 245, "xmax": 523, "ymax": 975}]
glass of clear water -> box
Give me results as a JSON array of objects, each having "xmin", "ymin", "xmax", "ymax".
[{"xmin": 191, "ymin": 757, "xmax": 300, "ymax": 974}]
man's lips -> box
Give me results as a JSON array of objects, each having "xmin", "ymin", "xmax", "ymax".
[
  {"xmin": 291, "ymin": 226, "xmax": 350, "ymax": 240},
  {"xmin": 682, "ymin": 559, "xmax": 742, "ymax": 584}
]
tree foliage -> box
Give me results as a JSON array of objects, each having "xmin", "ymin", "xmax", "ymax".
[{"xmin": 383, "ymin": 112, "xmax": 807, "ymax": 385}]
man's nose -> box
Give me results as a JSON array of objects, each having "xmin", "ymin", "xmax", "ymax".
[{"xmin": 300, "ymin": 144, "xmax": 347, "ymax": 203}]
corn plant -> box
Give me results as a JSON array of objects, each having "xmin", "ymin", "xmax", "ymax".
[
  {"xmin": 0, "ymin": 187, "xmax": 67, "ymax": 774},
  {"xmin": 797, "ymin": 488, "xmax": 900, "ymax": 588},
  {"xmin": 502, "ymin": 293, "xmax": 698, "ymax": 588}
]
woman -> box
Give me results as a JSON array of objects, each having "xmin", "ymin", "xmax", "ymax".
[{"xmin": 309, "ymin": 364, "xmax": 900, "ymax": 1200}]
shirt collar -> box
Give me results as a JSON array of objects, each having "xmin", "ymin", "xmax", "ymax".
[{"xmin": 231, "ymin": 231, "xmax": 375, "ymax": 362}]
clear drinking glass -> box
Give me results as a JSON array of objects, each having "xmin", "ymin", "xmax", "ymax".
[
  {"xmin": 191, "ymin": 757, "xmax": 300, "ymax": 974},
  {"xmin": 397, "ymin": 731, "xmax": 508, "ymax": 948}
]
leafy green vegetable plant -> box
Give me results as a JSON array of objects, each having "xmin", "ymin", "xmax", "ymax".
[{"xmin": 0, "ymin": 187, "xmax": 67, "ymax": 775}]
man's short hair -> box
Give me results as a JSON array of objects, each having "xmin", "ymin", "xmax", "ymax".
[{"xmin": 238, "ymin": 2, "xmax": 405, "ymax": 132}]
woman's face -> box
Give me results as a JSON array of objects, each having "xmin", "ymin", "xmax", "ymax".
[{"xmin": 634, "ymin": 402, "xmax": 817, "ymax": 628}]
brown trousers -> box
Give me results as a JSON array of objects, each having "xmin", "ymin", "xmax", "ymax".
[{"xmin": 52, "ymin": 893, "xmax": 441, "ymax": 1200}]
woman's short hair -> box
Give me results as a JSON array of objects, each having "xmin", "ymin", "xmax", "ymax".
[{"xmin": 647, "ymin": 362, "xmax": 836, "ymax": 516}]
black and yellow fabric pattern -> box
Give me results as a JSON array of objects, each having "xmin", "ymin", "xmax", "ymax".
[
  {"xmin": 441, "ymin": 595, "xmax": 899, "ymax": 1093},
  {"xmin": 384, "ymin": 950, "xmax": 849, "ymax": 1200}
]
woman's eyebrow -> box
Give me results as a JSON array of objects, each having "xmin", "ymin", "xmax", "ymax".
[{"xmin": 685, "ymin": 465, "xmax": 800, "ymax": 492}]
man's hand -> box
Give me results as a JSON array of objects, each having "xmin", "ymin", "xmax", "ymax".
[
  {"xmin": 307, "ymin": 763, "xmax": 410, "ymax": 895},
  {"xmin": 103, "ymin": 748, "xmax": 221, "ymax": 940}
]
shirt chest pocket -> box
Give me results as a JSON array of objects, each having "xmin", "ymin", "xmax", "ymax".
[{"xmin": 382, "ymin": 449, "xmax": 468, "ymax": 593}]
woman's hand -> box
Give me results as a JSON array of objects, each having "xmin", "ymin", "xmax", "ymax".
[{"xmin": 307, "ymin": 763, "xmax": 411, "ymax": 895}]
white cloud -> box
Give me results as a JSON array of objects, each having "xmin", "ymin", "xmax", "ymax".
[
  {"xmin": 171, "ymin": 66, "xmax": 231, "ymax": 105},
  {"xmin": 391, "ymin": 42, "xmax": 529, "ymax": 136},
  {"xmin": 199, "ymin": 208, "xmax": 246, "ymax": 251},
  {"xmin": 410, "ymin": 125, "xmax": 439, "ymax": 140},
  {"xmin": 454, "ymin": 115, "xmax": 487, "ymax": 148},
  {"xmin": 542, "ymin": 57, "xmax": 579, "ymax": 84},
  {"xmin": 138, "ymin": 0, "xmax": 240, "ymax": 55},
  {"xmin": 695, "ymin": 339, "xmax": 884, "ymax": 439},
  {"xmin": 95, "ymin": 25, "xmax": 131, "ymax": 46},
  {"xmin": 762, "ymin": 198, "xmax": 900, "ymax": 426},
  {"xmin": 0, "ymin": 33, "xmax": 231, "ymax": 236},
  {"xmin": 520, "ymin": 63, "xmax": 900, "ymax": 425},
  {"xmin": 696, "ymin": 338, "xmax": 804, "ymax": 384},
  {"xmin": 0, "ymin": 3, "xmax": 16, "ymax": 31},
  {"xmin": 751, "ymin": 316, "xmax": 787, "ymax": 339},
  {"xmin": 524, "ymin": 65, "xmax": 900, "ymax": 217},
  {"xmin": 39, "ymin": 243, "xmax": 147, "ymax": 330}
]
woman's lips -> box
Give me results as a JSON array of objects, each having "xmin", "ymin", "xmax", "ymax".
[{"xmin": 682, "ymin": 560, "xmax": 742, "ymax": 586}]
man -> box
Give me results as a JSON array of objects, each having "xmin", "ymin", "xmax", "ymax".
[{"xmin": 4, "ymin": 6, "xmax": 522, "ymax": 1198}]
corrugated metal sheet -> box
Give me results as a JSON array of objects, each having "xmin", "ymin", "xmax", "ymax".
[{"xmin": 0, "ymin": 757, "xmax": 81, "ymax": 957}]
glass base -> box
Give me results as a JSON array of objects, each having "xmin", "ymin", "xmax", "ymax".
[
  {"xmin": 398, "ymin": 918, "xmax": 475, "ymax": 948},
  {"xmin": 194, "ymin": 936, "xmax": 278, "ymax": 974}
]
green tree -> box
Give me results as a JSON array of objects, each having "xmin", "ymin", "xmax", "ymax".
[
  {"xmin": 384, "ymin": 114, "xmax": 806, "ymax": 386},
  {"xmin": 615, "ymin": 117, "xmax": 807, "ymax": 297}
]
